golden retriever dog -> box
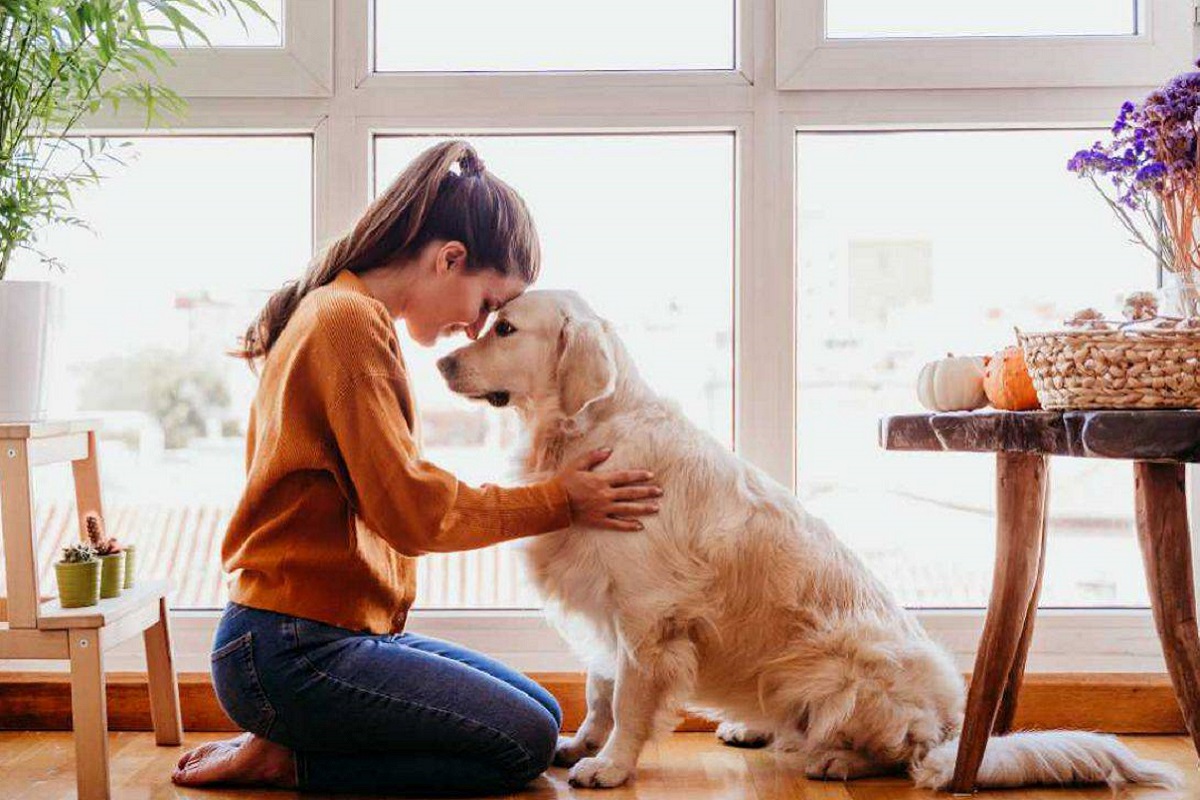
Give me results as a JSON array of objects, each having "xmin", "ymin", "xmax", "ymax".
[{"xmin": 436, "ymin": 291, "xmax": 1180, "ymax": 792}]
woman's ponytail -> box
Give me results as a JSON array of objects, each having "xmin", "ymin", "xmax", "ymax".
[{"xmin": 233, "ymin": 139, "xmax": 535, "ymax": 366}]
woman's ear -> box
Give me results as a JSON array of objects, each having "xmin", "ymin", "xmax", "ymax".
[
  {"xmin": 556, "ymin": 316, "xmax": 616, "ymax": 421},
  {"xmin": 437, "ymin": 240, "xmax": 468, "ymax": 273}
]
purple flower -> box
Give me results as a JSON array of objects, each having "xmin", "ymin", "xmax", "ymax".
[
  {"xmin": 1113, "ymin": 100, "xmax": 1137, "ymax": 133},
  {"xmin": 1136, "ymin": 162, "xmax": 1167, "ymax": 182},
  {"xmin": 1069, "ymin": 61, "xmax": 1200, "ymax": 276}
]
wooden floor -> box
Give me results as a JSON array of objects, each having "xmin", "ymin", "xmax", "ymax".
[{"xmin": 0, "ymin": 732, "xmax": 1195, "ymax": 799}]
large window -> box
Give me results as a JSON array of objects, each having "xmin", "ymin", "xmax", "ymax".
[
  {"xmin": 376, "ymin": 134, "xmax": 735, "ymax": 607},
  {"xmin": 9, "ymin": 0, "xmax": 1188, "ymax": 674},
  {"xmin": 796, "ymin": 130, "xmax": 1154, "ymax": 607},
  {"xmin": 373, "ymin": 0, "xmax": 735, "ymax": 72},
  {"xmin": 4, "ymin": 136, "xmax": 313, "ymax": 611}
]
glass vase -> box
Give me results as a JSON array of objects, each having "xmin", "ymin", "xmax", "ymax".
[{"xmin": 1158, "ymin": 270, "xmax": 1200, "ymax": 320}]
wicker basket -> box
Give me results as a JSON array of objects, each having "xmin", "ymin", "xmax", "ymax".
[{"xmin": 1018, "ymin": 326, "xmax": 1200, "ymax": 410}]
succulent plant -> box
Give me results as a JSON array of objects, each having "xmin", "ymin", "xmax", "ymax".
[
  {"xmin": 85, "ymin": 513, "xmax": 121, "ymax": 555},
  {"xmin": 60, "ymin": 543, "xmax": 97, "ymax": 564}
]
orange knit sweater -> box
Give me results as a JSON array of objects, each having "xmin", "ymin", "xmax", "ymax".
[{"xmin": 221, "ymin": 270, "xmax": 572, "ymax": 634}]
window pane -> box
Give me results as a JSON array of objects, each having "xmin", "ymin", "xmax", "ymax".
[
  {"xmin": 796, "ymin": 130, "xmax": 1153, "ymax": 608},
  {"xmin": 375, "ymin": 134, "xmax": 735, "ymax": 607},
  {"xmin": 6, "ymin": 136, "xmax": 312, "ymax": 610},
  {"xmin": 826, "ymin": 0, "xmax": 1136, "ymax": 39},
  {"xmin": 373, "ymin": 0, "xmax": 734, "ymax": 72},
  {"xmin": 149, "ymin": 0, "xmax": 283, "ymax": 47}
]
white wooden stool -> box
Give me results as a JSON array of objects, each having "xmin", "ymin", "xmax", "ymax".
[{"xmin": 0, "ymin": 420, "xmax": 181, "ymax": 800}]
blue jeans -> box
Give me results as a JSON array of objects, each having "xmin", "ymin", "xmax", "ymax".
[{"xmin": 209, "ymin": 602, "xmax": 562, "ymax": 795}]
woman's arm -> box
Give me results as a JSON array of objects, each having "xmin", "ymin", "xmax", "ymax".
[{"xmin": 327, "ymin": 369, "xmax": 571, "ymax": 556}]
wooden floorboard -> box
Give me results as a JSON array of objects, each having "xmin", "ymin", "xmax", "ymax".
[{"xmin": 0, "ymin": 732, "xmax": 1193, "ymax": 799}]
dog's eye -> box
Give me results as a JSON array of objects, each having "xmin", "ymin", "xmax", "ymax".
[{"xmin": 494, "ymin": 320, "xmax": 516, "ymax": 337}]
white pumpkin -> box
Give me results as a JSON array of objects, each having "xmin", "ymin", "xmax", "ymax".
[{"xmin": 917, "ymin": 355, "xmax": 988, "ymax": 412}]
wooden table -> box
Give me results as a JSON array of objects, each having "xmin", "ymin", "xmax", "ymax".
[{"xmin": 880, "ymin": 410, "xmax": 1200, "ymax": 795}]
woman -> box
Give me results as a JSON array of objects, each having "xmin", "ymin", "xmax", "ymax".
[{"xmin": 172, "ymin": 140, "xmax": 661, "ymax": 794}]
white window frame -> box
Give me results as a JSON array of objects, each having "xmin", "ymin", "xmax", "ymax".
[
  {"xmin": 154, "ymin": 0, "xmax": 332, "ymax": 97},
  {"xmin": 359, "ymin": 0, "xmax": 749, "ymax": 87},
  {"xmin": 777, "ymin": 0, "xmax": 1192, "ymax": 91},
  {"xmin": 6, "ymin": 0, "xmax": 1195, "ymax": 678}
]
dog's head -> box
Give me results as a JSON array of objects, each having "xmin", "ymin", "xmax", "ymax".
[{"xmin": 437, "ymin": 290, "xmax": 616, "ymax": 424}]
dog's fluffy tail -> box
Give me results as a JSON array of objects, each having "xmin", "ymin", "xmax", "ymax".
[{"xmin": 910, "ymin": 730, "xmax": 1183, "ymax": 791}]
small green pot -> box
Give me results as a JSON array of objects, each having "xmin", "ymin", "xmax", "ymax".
[
  {"xmin": 122, "ymin": 543, "xmax": 136, "ymax": 589},
  {"xmin": 55, "ymin": 560, "xmax": 101, "ymax": 608},
  {"xmin": 99, "ymin": 552, "xmax": 126, "ymax": 599}
]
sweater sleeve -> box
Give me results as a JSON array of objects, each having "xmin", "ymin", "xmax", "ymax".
[{"xmin": 313, "ymin": 302, "xmax": 572, "ymax": 557}]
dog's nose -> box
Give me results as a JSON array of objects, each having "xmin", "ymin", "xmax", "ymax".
[{"xmin": 437, "ymin": 356, "xmax": 457, "ymax": 380}]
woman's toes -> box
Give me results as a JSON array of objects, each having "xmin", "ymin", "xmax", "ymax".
[
  {"xmin": 173, "ymin": 742, "xmax": 242, "ymax": 786},
  {"xmin": 176, "ymin": 733, "xmax": 251, "ymax": 771},
  {"xmin": 176, "ymin": 742, "xmax": 215, "ymax": 771}
]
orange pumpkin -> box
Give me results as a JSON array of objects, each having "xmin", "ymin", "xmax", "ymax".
[{"xmin": 983, "ymin": 346, "xmax": 1041, "ymax": 411}]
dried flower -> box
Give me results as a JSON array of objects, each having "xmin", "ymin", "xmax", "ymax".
[
  {"xmin": 1065, "ymin": 308, "xmax": 1113, "ymax": 329},
  {"xmin": 1066, "ymin": 61, "xmax": 1200, "ymax": 281},
  {"xmin": 1122, "ymin": 291, "xmax": 1159, "ymax": 321}
]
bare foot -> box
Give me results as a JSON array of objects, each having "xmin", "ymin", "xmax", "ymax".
[
  {"xmin": 172, "ymin": 732, "xmax": 297, "ymax": 788},
  {"xmin": 176, "ymin": 731, "xmax": 252, "ymax": 771}
]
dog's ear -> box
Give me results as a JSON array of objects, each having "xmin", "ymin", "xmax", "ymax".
[{"xmin": 556, "ymin": 316, "xmax": 616, "ymax": 421}]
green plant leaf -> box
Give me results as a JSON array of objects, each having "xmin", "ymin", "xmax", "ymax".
[{"xmin": 0, "ymin": 0, "xmax": 269, "ymax": 279}]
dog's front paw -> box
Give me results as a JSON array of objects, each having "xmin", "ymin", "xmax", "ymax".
[
  {"xmin": 716, "ymin": 721, "xmax": 773, "ymax": 749},
  {"xmin": 554, "ymin": 735, "xmax": 600, "ymax": 767},
  {"xmin": 568, "ymin": 756, "xmax": 631, "ymax": 788}
]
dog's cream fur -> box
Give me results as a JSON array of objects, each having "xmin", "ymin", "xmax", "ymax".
[{"xmin": 441, "ymin": 291, "xmax": 1181, "ymax": 792}]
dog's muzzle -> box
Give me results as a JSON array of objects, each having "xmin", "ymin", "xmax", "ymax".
[
  {"xmin": 483, "ymin": 391, "xmax": 510, "ymax": 407},
  {"xmin": 436, "ymin": 355, "xmax": 509, "ymax": 406}
]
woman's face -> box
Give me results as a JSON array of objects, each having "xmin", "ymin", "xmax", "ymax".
[{"xmin": 404, "ymin": 241, "xmax": 530, "ymax": 346}]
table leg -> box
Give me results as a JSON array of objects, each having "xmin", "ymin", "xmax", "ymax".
[
  {"xmin": 993, "ymin": 498, "xmax": 1049, "ymax": 736},
  {"xmin": 1133, "ymin": 461, "xmax": 1200, "ymax": 757},
  {"xmin": 949, "ymin": 452, "xmax": 1048, "ymax": 795}
]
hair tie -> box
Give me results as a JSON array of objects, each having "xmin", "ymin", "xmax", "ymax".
[{"xmin": 458, "ymin": 151, "xmax": 486, "ymax": 178}]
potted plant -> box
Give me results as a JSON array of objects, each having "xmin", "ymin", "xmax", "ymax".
[
  {"xmin": 55, "ymin": 542, "xmax": 101, "ymax": 609},
  {"xmin": 86, "ymin": 513, "xmax": 124, "ymax": 599},
  {"xmin": 0, "ymin": 0, "xmax": 270, "ymax": 421}
]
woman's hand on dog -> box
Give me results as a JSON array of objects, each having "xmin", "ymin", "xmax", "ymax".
[{"xmin": 557, "ymin": 448, "xmax": 661, "ymax": 531}]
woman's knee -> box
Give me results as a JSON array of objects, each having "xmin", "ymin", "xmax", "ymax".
[
  {"xmin": 502, "ymin": 702, "xmax": 560, "ymax": 787},
  {"xmin": 532, "ymin": 684, "xmax": 564, "ymax": 729}
]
